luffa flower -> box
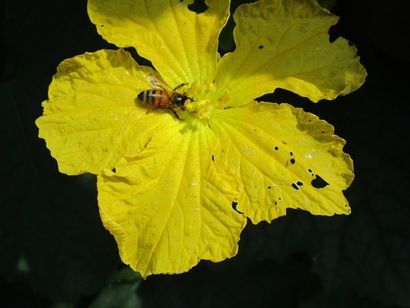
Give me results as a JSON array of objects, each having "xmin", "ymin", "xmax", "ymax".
[{"xmin": 36, "ymin": 0, "xmax": 366, "ymax": 277}]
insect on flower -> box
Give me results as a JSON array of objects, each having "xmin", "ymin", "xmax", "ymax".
[{"xmin": 138, "ymin": 75, "xmax": 192, "ymax": 120}]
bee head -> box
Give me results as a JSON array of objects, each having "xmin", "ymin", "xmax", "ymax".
[{"xmin": 172, "ymin": 93, "xmax": 189, "ymax": 105}]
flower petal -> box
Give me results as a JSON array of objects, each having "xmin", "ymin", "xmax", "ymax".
[
  {"xmin": 97, "ymin": 120, "xmax": 246, "ymax": 277},
  {"xmin": 88, "ymin": 0, "xmax": 230, "ymax": 86},
  {"xmin": 210, "ymin": 102, "xmax": 353, "ymax": 224},
  {"xmin": 36, "ymin": 49, "xmax": 176, "ymax": 175},
  {"xmin": 215, "ymin": 0, "xmax": 367, "ymax": 105}
]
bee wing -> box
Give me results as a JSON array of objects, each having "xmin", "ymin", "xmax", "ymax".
[
  {"xmin": 147, "ymin": 74, "xmax": 170, "ymax": 90},
  {"xmin": 147, "ymin": 75, "xmax": 161, "ymax": 89}
]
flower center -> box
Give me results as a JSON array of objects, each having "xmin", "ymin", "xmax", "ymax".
[{"xmin": 184, "ymin": 81, "xmax": 231, "ymax": 120}]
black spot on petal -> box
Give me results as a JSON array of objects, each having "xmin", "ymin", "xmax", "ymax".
[
  {"xmin": 274, "ymin": 146, "xmax": 279, "ymax": 150},
  {"xmin": 211, "ymin": 154, "xmax": 215, "ymax": 161},
  {"xmin": 258, "ymin": 45, "xmax": 264, "ymax": 49},
  {"xmin": 297, "ymin": 181, "xmax": 303, "ymax": 186},
  {"xmin": 311, "ymin": 175, "xmax": 329, "ymax": 188},
  {"xmin": 290, "ymin": 158, "xmax": 296, "ymax": 164}
]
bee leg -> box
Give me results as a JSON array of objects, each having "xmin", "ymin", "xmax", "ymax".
[
  {"xmin": 169, "ymin": 108, "xmax": 183, "ymax": 120},
  {"xmin": 173, "ymin": 83, "xmax": 188, "ymax": 91}
]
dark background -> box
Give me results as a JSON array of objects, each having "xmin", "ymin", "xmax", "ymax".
[{"xmin": 1, "ymin": 0, "xmax": 409, "ymax": 307}]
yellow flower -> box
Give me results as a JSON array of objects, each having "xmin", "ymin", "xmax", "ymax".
[{"xmin": 36, "ymin": 0, "xmax": 366, "ymax": 277}]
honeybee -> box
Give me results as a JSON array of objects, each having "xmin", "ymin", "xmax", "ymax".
[{"xmin": 138, "ymin": 75, "xmax": 191, "ymax": 120}]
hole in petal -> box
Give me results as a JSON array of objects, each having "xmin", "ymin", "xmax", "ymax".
[
  {"xmin": 232, "ymin": 202, "xmax": 243, "ymax": 214},
  {"xmin": 188, "ymin": 0, "xmax": 208, "ymax": 13},
  {"xmin": 311, "ymin": 175, "xmax": 329, "ymax": 189}
]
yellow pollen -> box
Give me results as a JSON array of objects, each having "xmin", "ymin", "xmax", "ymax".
[{"xmin": 184, "ymin": 81, "xmax": 231, "ymax": 120}]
